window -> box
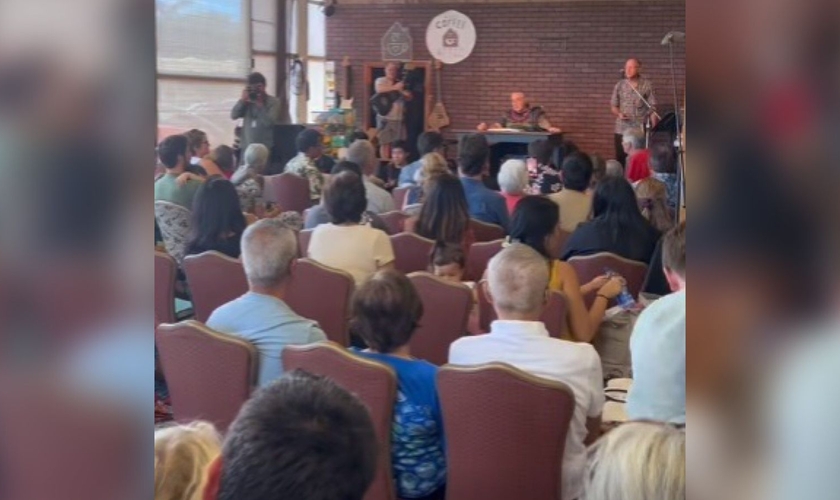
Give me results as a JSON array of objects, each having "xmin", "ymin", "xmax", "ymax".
[
  {"xmin": 307, "ymin": 59, "xmax": 325, "ymax": 120},
  {"xmin": 304, "ymin": 0, "xmax": 327, "ymax": 122}
]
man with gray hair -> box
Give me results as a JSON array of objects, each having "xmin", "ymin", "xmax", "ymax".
[
  {"xmin": 207, "ymin": 219, "xmax": 327, "ymax": 387},
  {"xmin": 345, "ymin": 139, "xmax": 395, "ymax": 214},
  {"xmin": 622, "ymin": 127, "xmax": 651, "ymax": 183},
  {"xmin": 448, "ymin": 243, "xmax": 604, "ymax": 500}
]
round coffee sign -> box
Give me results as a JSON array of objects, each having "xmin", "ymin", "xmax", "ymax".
[{"xmin": 426, "ymin": 10, "xmax": 476, "ymax": 65}]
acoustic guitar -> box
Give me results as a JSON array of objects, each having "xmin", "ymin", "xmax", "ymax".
[
  {"xmin": 370, "ymin": 64, "xmax": 419, "ymax": 117},
  {"xmin": 341, "ymin": 56, "xmax": 351, "ymax": 100},
  {"xmin": 427, "ymin": 59, "xmax": 450, "ymax": 131}
]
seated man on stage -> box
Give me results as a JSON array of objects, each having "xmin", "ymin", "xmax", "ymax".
[{"xmin": 477, "ymin": 92, "xmax": 561, "ymax": 133}]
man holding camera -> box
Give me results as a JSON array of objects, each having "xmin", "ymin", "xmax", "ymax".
[{"xmin": 231, "ymin": 72, "xmax": 281, "ymax": 161}]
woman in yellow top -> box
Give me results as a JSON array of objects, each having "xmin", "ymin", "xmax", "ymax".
[{"xmin": 506, "ymin": 196, "xmax": 624, "ymax": 342}]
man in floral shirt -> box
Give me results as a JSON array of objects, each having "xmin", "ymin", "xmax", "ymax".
[{"xmin": 284, "ymin": 128, "xmax": 326, "ymax": 201}]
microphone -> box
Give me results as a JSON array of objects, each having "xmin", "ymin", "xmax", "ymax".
[{"xmin": 661, "ymin": 31, "xmax": 685, "ymax": 45}]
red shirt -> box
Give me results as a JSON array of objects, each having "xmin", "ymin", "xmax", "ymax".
[
  {"xmin": 625, "ymin": 149, "xmax": 652, "ymax": 183},
  {"xmin": 502, "ymin": 193, "xmax": 524, "ymax": 215}
]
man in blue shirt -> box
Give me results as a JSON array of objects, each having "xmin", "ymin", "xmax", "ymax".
[
  {"xmin": 207, "ymin": 219, "xmax": 327, "ymax": 387},
  {"xmin": 457, "ymin": 133, "xmax": 510, "ymax": 231},
  {"xmin": 398, "ymin": 131, "xmax": 445, "ymax": 187}
]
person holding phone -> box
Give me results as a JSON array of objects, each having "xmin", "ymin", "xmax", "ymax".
[{"xmin": 231, "ymin": 72, "xmax": 281, "ymax": 163}]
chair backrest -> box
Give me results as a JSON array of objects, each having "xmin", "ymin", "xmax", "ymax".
[
  {"xmin": 476, "ymin": 282, "xmax": 568, "ymax": 339},
  {"xmin": 298, "ymin": 228, "xmax": 314, "ymax": 257},
  {"xmin": 438, "ymin": 363, "xmax": 575, "ymax": 500},
  {"xmin": 286, "ymin": 259, "xmax": 354, "ymax": 346},
  {"xmin": 469, "ymin": 219, "xmax": 506, "ymax": 242},
  {"xmin": 155, "ymin": 251, "xmax": 177, "ymax": 324},
  {"xmin": 283, "ymin": 343, "xmax": 397, "ymax": 500},
  {"xmin": 392, "ymin": 186, "xmax": 410, "ymax": 210},
  {"xmin": 465, "ymin": 239, "xmax": 504, "ymax": 281},
  {"xmin": 407, "ymin": 272, "xmax": 472, "ymax": 366},
  {"xmin": 378, "ymin": 211, "xmax": 408, "ymax": 235},
  {"xmin": 263, "ymin": 172, "xmax": 311, "ymax": 213},
  {"xmin": 568, "ymin": 252, "xmax": 648, "ymax": 308},
  {"xmin": 390, "ymin": 232, "xmax": 435, "ymax": 274},
  {"xmin": 155, "ymin": 321, "xmax": 258, "ymax": 433},
  {"xmin": 183, "ymin": 251, "xmax": 249, "ymax": 323},
  {"xmin": 154, "ymin": 201, "xmax": 192, "ymax": 264}
]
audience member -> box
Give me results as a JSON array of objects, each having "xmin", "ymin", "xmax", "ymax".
[
  {"xmin": 155, "ymin": 421, "xmax": 221, "ymax": 500},
  {"xmin": 285, "ymin": 128, "xmax": 326, "ymax": 201},
  {"xmin": 622, "ymin": 128, "xmax": 650, "ymax": 183},
  {"xmin": 185, "ymin": 177, "xmax": 247, "ymax": 258},
  {"xmin": 627, "ymin": 222, "xmax": 686, "ymax": 424},
  {"xmin": 351, "ymin": 271, "xmax": 447, "ymax": 499},
  {"xmin": 399, "ymin": 131, "xmax": 444, "ymax": 187},
  {"xmin": 589, "ymin": 154, "xmax": 606, "ymax": 191},
  {"xmin": 498, "ymin": 159, "xmax": 529, "ymax": 214},
  {"xmin": 431, "ymin": 242, "xmax": 466, "ymax": 283},
  {"xmin": 203, "ymin": 371, "xmax": 378, "ymax": 500},
  {"xmin": 345, "ymin": 139, "xmax": 395, "ymax": 214},
  {"xmin": 449, "ymin": 244, "xmax": 604, "ymax": 500},
  {"xmin": 649, "ymin": 143, "xmax": 679, "ymax": 214},
  {"xmin": 208, "ymin": 145, "xmax": 236, "ymax": 179},
  {"xmin": 308, "ymin": 171, "xmax": 395, "ymax": 284},
  {"xmin": 376, "ymin": 139, "xmax": 407, "ymax": 190},
  {"xmin": 548, "ymin": 152, "xmax": 594, "ymax": 232},
  {"xmin": 404, "ymin": 152, "xmax": 450, "ymax": 208},
  {"xmin": 527, "ymin": 139, "xmax": 562, "ymax": 194},
  {"xmin": 207, "ymin": 220, "xmax": 327, "ymax": 387},
  {"xmin": 457, "ymin": 133, "xmax": 509, "ymax": 231},
  {"xmin": 406, "ymin": 173, "xmax": 474, "ymax": 252},
  {"xmin": 184, "ymin": 129, "xmax": 222, "ymax": 177},
  {"xmin": 231, "ymin": 143, "xmax": 270, "ymax": 213},
  {"xmin": 635, "ymin": 177, "xmax": 673, "ymax": 232},
  {"xmin": 230, "ymin": 72, "xmax": 282, "ymax": 156},
  {"xmin": 561, "ymin": 176, "xmax": 660, "ymax": 263},
  {"xmin": 350, "ymin": 130, "xmax": 370, "ymax": 143},
  {"xmin": 583, "ymin": 422, "xmax": 685, "ymax": 500},
  {"xmin": 303, "ymin": 161, "xmax": 389, "ymax": 232},
  {"xmin": 605, "ymin": 159, "xmax": 624, "ymax": 178},
  {"xmin": 155, "ymin": 134, "xmax": 203, "ymax": 209}
]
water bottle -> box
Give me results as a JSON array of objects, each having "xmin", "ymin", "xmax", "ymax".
[{"xmin": 605, "ymin": 268, "xmax": 636, "ymax": 310}]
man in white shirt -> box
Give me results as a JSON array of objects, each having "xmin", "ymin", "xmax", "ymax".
[
  {"xmin": 345, "ymin": 139, "xmax": 395, "ymax": 214},
  {"xmin": 449, "ymin": 244, "xmax": 604, "ymax": 500}
]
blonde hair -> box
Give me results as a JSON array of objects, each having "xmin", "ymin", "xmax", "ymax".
[
  {"xmin": 635, "ymin": 178, "xmax": 672, "ymax": 232},
  {"xmin": 584, "ymin": 421, "xmax": 685, "ymax": 500},
  {"xmin": 417, "ymin": 152, "xmax": 450, "ymax": 195},
  {"xmin": 154, "ymin": 421, "xmax": 222, "ymax": 500}
]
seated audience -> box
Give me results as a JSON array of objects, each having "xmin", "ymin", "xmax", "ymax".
[
  {"xmin": 649, "ymin": 142, "xmax": 679, "ymax": 214},
  {"xmin": 231, "ymin": 143, "xmax": 271, "ymax": 213},
  {"xmin": 184, "ymin": 129, "xmax": 211, "ymax": 170},
  {"xmin": 605, "ymin": 159, "xmax": 624, "ymax": 178},
  {"xmin": 308, "ymin": 171, "xmax": 395, "ymax": 284},
  {"xmin": 155, "ymin": 421, "xmax": 221, "ymax": 500},
  {"xmin": 314, "ymin": 150, "xmax": 336, "ymax": 175},
  {"xmin": 527, "ymin": 139, "xmax": 562, "ymax": 194},
  {"xmin": 351, "ymin": 271, "xmax": 447, "ymax": 499},
  {"xmin": 449, "ymin": 244, "xmax": 604, "ymax": 500},
  {"xmin": 561, "ymin": 176, "xmax": 660, "ymax": 263},
  {"xmin": 208, "ymin": 145, "xmax": 236, "ymax": 179},
  {"xmin": 622, "ymin": 128, "xmax": 651, "ymax": 183},
  {"xmin": 583, "ymin": 421, "xmax": 685, "ymax": 500},
  {"xmin": 431, "ymin": 242, "xmax": 466, "ymax": 284},
  {"xmin": 399, "ymin": 131, "xmax": 445, "ymax": 187},
  {"xmin": 548, "ymin": 152, "xmax": 594, "ymax": 232},
  {"xmin": 635, "ymin": 177, "xmax": 673, "ymax": 232},
  {"xmin": 627, "ymin": 222, "xmax": 686, "ymax": 424},
  {"xmin": 185, "ymin": 177, "xmax": 247, "ymax": 258},
  {"xmin": 155, "ymin": 134, "xmax": 203, "ymax": 209},
  {"xmin": 457, "ymin": 133, "xmax": 509, "ymax": 231},
  {"xmin": 203, "ymin": 371, "xmax": 378, "ymax": 500},
  {"xmin": 285, "ymin": 128, "xmax": 326, "ymax": 201},
  {"xmin": 498, "ymin": 159, "xmax": 529, "ymax": 214},
  {"xmin": 207, "ymin": 219, "xmax": 327, "ymax": 387},
  {"xmin": 404, "ymin": 151, "xmax": 450, "ymax": 208},
  {"xmin": 376, "ymin": 139, "xmax": 407, "ymax": 190},
  {"xmin": 303, "ymin": 161, "xmax": 389, "ymax": 232},
  {"xmin": 345, "ymin": 139, "xmax": 395, "ymax": 214},
  {"xmin": 589, "ymin": 154, "xmax": 607, "ymax": 191},
  {"xmin": 405, "ymin": 173, "xmax": 475, "ymax": 252}
]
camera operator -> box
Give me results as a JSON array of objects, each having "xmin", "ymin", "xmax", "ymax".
[{"xmin": 231, "ymin": 72, "xmax": 281, "ymax": 163}]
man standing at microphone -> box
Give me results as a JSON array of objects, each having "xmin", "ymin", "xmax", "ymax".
[{"xmin": 610, "ymin": 58, "xmax": 658, "ymax": 165}]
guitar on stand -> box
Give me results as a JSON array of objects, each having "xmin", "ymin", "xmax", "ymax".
[{"xmin": 427, "ymin": 59, "xmax": 450, "ymax": 131}]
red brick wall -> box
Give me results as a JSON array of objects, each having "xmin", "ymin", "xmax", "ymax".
[{"xmin": 326, "ymin": 0, "xmax": 685, "ymax": 160}]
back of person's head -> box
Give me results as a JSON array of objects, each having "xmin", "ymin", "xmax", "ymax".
[
  {"xmin": 649, "ymin": 143, "xmax": 676, "ymax": 174},
  {"xmin": 189, "ymin": 177, "xmax": 247, "ymax": 251},
  {"xmin": 155, "ymin": 421, "xmax": 221, "ymax": 500},
  {"xmin": 324, "ymin": 171, "xmax": 367, "ymax": 225},
  {"xmin": 350, "ymin": 130, "xmax": 369, "ymax": 144},
  {"xmin": 418, "ymin": 152, "xmax": 449, "ymax": 188},
  {"xmin": 635, "ymin": 178, "xmax": 673, "ymax": 232},
  {"xmin": 244, "ymin": 143, "xmax": 270, "ymax": 171},
  {"xmin": 662, "ymin": 221, "xmax": 686, "ymax": 281},
  {"xmin": 209, "ymin": 145, "xmax": 235, "ymax": 175},
  {"xmin": 416, "ymin": 173, "xmax": 470, "ymax": 244},
  {"xmin": 431, "ymin": 242, "xmax": 466, "ymax": 282},
  {"xmin": 605, "ymin": 159, "xmax": 624, "ymax": 178},
  {"xmin": 208, "ymin": 371, "xmax": 378, "ymax": 500},
  {"xmin": 583, "ymin": 421, "xmax": 685, "ymax": 500},
  {"xmin": 593, "ymin": 176, "xmax": 650, "ymax": 242},
  {"xmin": 240, "ymin": 219, "xmax": 298, "ymax": 289},
  {"xmin": 561, "ymin": 152, "xmax": 594, "ymax": 192},
  {"xmin": 498, "ymin": 159, "xmax": 529, "ymax": 196},
  {"xmin": 247, "ymin": 72, "xmax": 267, "ymax": 86},
  {"xmin": 622, "ymin": 128, "xmax": 645, "ymax": 151},
  {"xmin": 350, "ymin": 269, "xmax": 423, "ymax": 353},
  {"xmin": 486, "ymin": 244, "xmax": 550, "ymax": 318},
  {"xmin": 184, "ymin": 129, "xmax": 209, "ymax": 157},
  {"xmin": 417, "ymin": 131, "xmax": 445, "ymax": 156},
  {"xmin": 508, "ymin": 196, "xmax": 561, "ymax": 259},
  {"xmin": 158, "ymin": 135, "xmax": 189, "ymax": 169},
  {"xmin": 589, "ymin": 154, "xmax": 606, "ymax": 189},
  {"xmin": 528, "ymin": 139, "xmax": 554, "ymax": 166},
  {"xmin": 457, "ymin": 133, "xmax": 489, "ymax": 177},
  {"xmin": 296, "ymin": 128, "xmax": 323, "ymax": 154},
  {"xmin": 331, "ymin": 160, "xmax": 362, "ymax": 177},
  {"xmin": 345, "ymin": 139, "xmax": 377, "ymax": 175}
]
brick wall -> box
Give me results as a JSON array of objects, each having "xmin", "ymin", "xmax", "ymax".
[{"xmin": 326, "ymin": 0, "xmax": 685, "ymax": 160}]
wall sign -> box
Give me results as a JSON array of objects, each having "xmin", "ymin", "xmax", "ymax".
[
  {"xmin": 425, "ymin": 10, "xmax": 476, "ymax": 65},
  {"xmin": 381, "ymin": 22, "xmax": 413, "ymax": 62}
]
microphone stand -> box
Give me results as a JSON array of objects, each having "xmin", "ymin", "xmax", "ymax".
[
  {"xmin": 664, "ymin": 36, "xmax": 685, "ymax": 225},
  {"xmin": 627, "ymin": 82, "xmax": 660, "ymax": 148}
]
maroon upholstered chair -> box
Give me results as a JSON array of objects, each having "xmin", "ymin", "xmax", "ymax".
[
  {"xmin": 469, "ymin": 219, "xmax": 506, "ymax": 242},
  {"xmin": 378, "ymin": 211, "xmax": 408, "ymax": 235},
  {"xmin": 155, "ymin": 321, "xmax": 258, "ymax": 433},
  {"xmin": 476, "ymin": 282, "xmax": 568, "ymax": 339},
  {"xmin": 438, "ymin": 363, "xmax": 576, "ymax": 500},
  {"xmin": 263, "ymin": 172, "xmax": 312, "ymax": 213},
  {"xmin": 283, "ymin": 343, "xmax": 397, "ymax": 500},
  {"xmin": 567, "ymin": 252, "xmax": 648, "ymax": 308},
  {"xmin": 286, "ymin": 259, "xmax": 354, "ymax": 346},
  {"xmin": 390, "ymin": 232, "xmax": 435, "ymax": 274},
  {"xmin": 408, "ymin": 272, "xmax": 472, "ymax": 366},
  {"xmin": 553, "ymin": 229, "xmax": 572, "ymax": 259},
  {"xmin": 183, "ymin": 251, "xmax": 248, "ymax": 323},
  {"xmin": 298, "ymin": 228, "xmax": 314, "ymax": 257},
  {"xmin": 392, "ymin": 186, "xmax": 410, "ymax": 210},
  {"xmin": 155, "ymin": 251, "xmax": 177, "ymax": 324},
  {"xmin": 465, "ymin": 239, "xmax": 504, "ymax": 281}
]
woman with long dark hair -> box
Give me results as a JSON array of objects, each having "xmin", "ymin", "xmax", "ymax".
[
  {"xmin": 406, "ymin": 173, "xmax": 474, "ymax": 250},
  {"xmin": 185, "ymin": 177, "xmax": 247, "ymax": 258}
]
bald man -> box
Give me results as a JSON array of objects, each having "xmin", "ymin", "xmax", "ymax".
[
  {"xmin": 611, "ymin": 58, "xmax": 658, "ymax": 164},
  {"xmin": 478, "ymin": 92, "xmax": 561, "ymax": 133}
]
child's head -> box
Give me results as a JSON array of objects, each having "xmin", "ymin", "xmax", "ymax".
[
  {"xmin": 391, "ymin": 140, "xmax": 408, "ymax": 166},
  {"xmin": 155, "ymin": 421, "xmax": 222, "ymax": 500},
  {"xmin": 431, "ymin": 242, "xmax": 466, "ymax": 283}
]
